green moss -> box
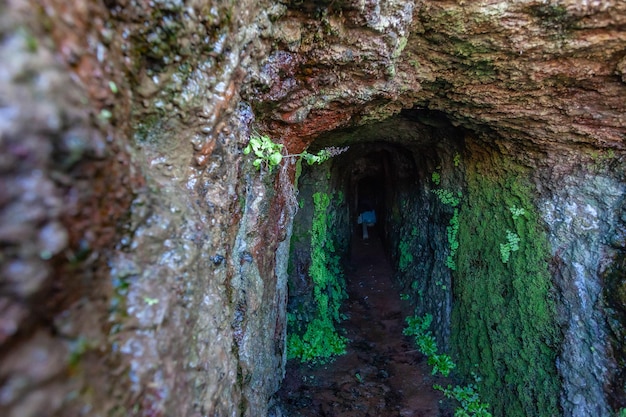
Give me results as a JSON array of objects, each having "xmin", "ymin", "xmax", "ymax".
[
  {"xmin": 470, "ymin": 59, "xmax": 496, "ymax": 79},
  {"xmin": 287, "ymin": 192, "xmax": 348, "ymax": 363},
  {"xmin": 427, "ymin": 8, "xmax": 467, "ymax": 35},
  {"xmin": 530, "ymin": 4, "xmax": 569, "ymax": 24},
  {"xmin": 398, "ymin": 240, "xmax": 414, "ymax": 272},
  {"xmin": 452, "ymin": 40, "xmax": 487, "ymax": 58},
  {"xmin": 432, "ymin": 188, "xmax": 462, "ymax": 270},
  {"xmin": 133, "ymin": 112, "xmax": 165, "ymax": 145},
  {"xmin": 392, "ymin": 36, "xmax": 408, "ymax": 59},
  {"xmin": 451, "ymin": 161, "xmax": 560, "ymax": 417}
]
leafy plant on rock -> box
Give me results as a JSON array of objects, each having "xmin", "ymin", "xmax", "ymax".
[
  {"xmin": 499, "ymin": 229, "xmax": 520, "ymax": 263},
  {"xmin": 404, "ymin": 314, "xmax": 492, "ymax": 416},
  {"xmin": 243, "ymin": 133, "xmax": 284, "ymax": 170},
  {"xmin": 434, "ymin": 384, "xmax": 492, "ymax": 417},
  {"xmin": 243, "ymin": 133, "xmax": 348, "ymax": 172}
]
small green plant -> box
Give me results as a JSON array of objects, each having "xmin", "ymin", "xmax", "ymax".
[
  {"xmin": 405, "ymin": 314, "xmax": 491, "ymax": 416},
  {"xmin": 243, "ymin": 133, "xmax": 348, "ymax": 171},
  {"xmin": 509, "ymin": 205, "xmax": 526, "ymax": 219},
  {"xmin": 499, "ymin": 229, "xmax": 520, "ymax": 264},
  {"xmin": 454, "ymin": 152, "xmax": 461, "ymax": 167},
  {"xmin": 243, "ymin": 134, "xmax": 284, "ymax": 170},
  {"xmin": 400, "ymin": 293, "xmax": 410, "ymax": 301},
  {"xmin": 109, "ymin": 81, "xmax": 119, "ymax": 94},
  {"xmin": 143, "ymin": 296, "xmax": 159, "ymax": 306},
  {"xmin": 617, "ymin": 408, "xmax": 626, "ymax": 417},
  {"xmin": 398, "ymin": 227, "xmax": 419, "ymax": 272},
  {"xmin": 434, "ymin": 384, "xmax": 493, "ymax": 417},
  {"xmin": 287, "ymin": 317, "xmax": 347, "ymax": 362},
  {"xmin": 428, "ymin": 353, "xmax": 456, "ymax": 377},
  {"xmin": 446, "ymin": 208, "xmax": 460, "ymax": 270},
  {"xmin": 433, "ymin": 189, "xmax": 461, "ymax": 207},
  {"xmin": 499, "ymin": 206, "xmax": 524, "ymax": 263},
  {"xmin": 417, "ymin": 333, "xmax": 438, "ymax": 356},
  {"xmin": 398, "ymin": 240, "xmax": 414, "ymax": 271},
  {"xmin": 432, "ymin": 171, "xmax": 441, "ymax": 185},
  {"xmin": 404, "ymin": 313, "xmax": 432, "ymax": 336},
  {"xmin": 432, "ymin": 188, "xmax": 462, "ymax": 269},
  {"xmin": 98, "ymin": 109, "xmax": 113, "ymax": 121},
  {"xmin": 404, "ymin": 315, "xmax": 454, "ymax": 376}
]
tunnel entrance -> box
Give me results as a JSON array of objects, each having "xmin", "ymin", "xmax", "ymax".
[
  {"xmin": 279, "ymin": 112, "xmax": 466, "ymax": 416},
  {"xmin": 279, "ymin": 108, "xmax": 570, "ymax": 417}
]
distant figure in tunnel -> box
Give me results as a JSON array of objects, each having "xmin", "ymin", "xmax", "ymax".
[{"xmin": 358, "ymin": 203, "xmax": 376, "ymax": 240}]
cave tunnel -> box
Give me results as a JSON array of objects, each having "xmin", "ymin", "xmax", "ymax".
[
  {"xmin": 281, "ymin": 110, "xmax": 469, "ymax": 415},
  {"xmin": 278, "ymin": 106, "xmax": 608, "ymax": 417},
  {"xmin": 5, "ymin": 1, "xmax": 626, "ymax": 416},
  {"xmin": 288, "ymin": 109, "xmax": 464, "ymax": 327}
]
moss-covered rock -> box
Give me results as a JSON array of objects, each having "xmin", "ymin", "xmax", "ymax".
[
  {"xmin": 452, "ymin": 148, "xmax": 561, "ymax": 417},
  {"xmin": 286, "ymin": 162, "xmax": 349, "ymax": 363}
]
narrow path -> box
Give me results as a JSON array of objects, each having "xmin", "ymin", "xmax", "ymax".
[{"xmin": 279, "ymin": 231, "xmax": 451, "ymax": 417}]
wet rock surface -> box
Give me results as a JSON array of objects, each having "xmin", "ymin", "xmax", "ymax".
[
  {"xmin": 0, "ymin": 3, "xmax": 133, "ymax": 417},
  {"xmin": 279, "ymin": 231, "xmax": 451, "ymax": 417}
]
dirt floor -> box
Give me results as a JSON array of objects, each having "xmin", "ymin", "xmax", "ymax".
[{"xmin": 278, "ymin": 229, "xmax": 454, "ymax": 417}]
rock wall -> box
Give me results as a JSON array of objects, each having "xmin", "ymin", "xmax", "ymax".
[
  {"xmin": 2, "ymin": 0, "xmax": 294, "ymax": 416},
  {"xmin": 451, "ymin": 139, "xmax": 562, "ymax": 417},
  {"xmin": 538, "ymin": 151, "xmax": 625, "ymax": 416},
  {"xmin": 0, "ymin": 3, "xmax": 135, "ymax": 416},
  {"xmin": 1, "ymin": 0, "xmax": 626, "ymax": 416}
]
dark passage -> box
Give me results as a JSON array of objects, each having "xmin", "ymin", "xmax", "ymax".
[
  {"xmin": 278, "ymin": 229, "xmax": 452, "ymax": 417},
  {"xmin": 280, "ymin": 118, "xmax": 466, "ymax": 416}
]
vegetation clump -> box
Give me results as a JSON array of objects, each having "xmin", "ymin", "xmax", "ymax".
[
  {"xmin": 452, "ymin": 158, "xmax": 560, "ymax": 417},
  {"xmin": 287, "ymin": 192, "xmax": 348, "ymax": 363},
  {"xmin": 432, "ymin": 188, "xmax": 462, "ymax": 270},
  {"xmin": 397, "ymin": 226, "xmax": 418, "ymax": 273},
  {"xmin": 404, "ymin": 314, "xmax": 492, "ymax": 417},
  {"xmin": 243, "ymin": 133, "xmax": 348, "ymax": 172}
]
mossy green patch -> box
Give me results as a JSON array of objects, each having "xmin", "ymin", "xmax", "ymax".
[
  {"xmin": 133, "ymin": 112, "xmax": 166, "ymax": 145},
  {"xmin": 451, "ymin": 159, "xmax": 561, "ymax": 417},
  {"xmin": 287, "ymin": 191, "xmax": 348, "ymax": 363},
  {"xmin": 392, "ymin": 36, "xmax": 408, "ymax": 59},
  {"xmin": 398, "ymin": 239, "xmax": 414, "ymax": 272},
  {"xmin": 432, "ymin": 188, "xmax": 461, "ymax": 270}
]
